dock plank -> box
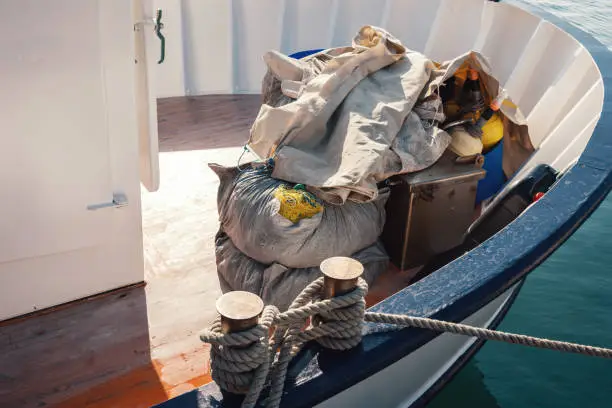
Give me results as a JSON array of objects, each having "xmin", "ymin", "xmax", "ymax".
[{"xmin": 0, "ymin": 286, "xmax": 152, "ymax": 407}]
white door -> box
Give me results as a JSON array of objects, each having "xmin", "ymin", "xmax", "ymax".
[{"xmin": 0, "ymin": 0, "xmax": 159, "ymax": 320}]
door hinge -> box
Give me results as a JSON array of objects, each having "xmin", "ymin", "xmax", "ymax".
[{"xmin": 134, "ymin": 8, "xmax": 165, "ymax": 64}]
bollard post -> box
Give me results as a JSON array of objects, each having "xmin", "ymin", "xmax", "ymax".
[
  {"xmin": 214, "ymin": 291, "xmax": 265, "ymax": 406},
  {"xmin": 216, "ymin": 290, "xmax": 264, "ymax": 334},
  {"xmin": 319, "ymin": 256, "xmax": 364, "ymax": 299},
  {"xmin": 316, "ymin": 257, "xmax": 365, "ymax": 368}
]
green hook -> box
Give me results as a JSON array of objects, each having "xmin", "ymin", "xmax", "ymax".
[{"xmin": 154, "ymin": 9, "xmax": 165, "ymax": 64}]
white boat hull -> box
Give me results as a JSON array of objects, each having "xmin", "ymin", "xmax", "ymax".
[{"xmin": 316, "ymin": 283, "xmax": 520, "ymax": 408}]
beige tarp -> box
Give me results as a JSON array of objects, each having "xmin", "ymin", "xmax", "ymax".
[{"xmin": 248, "ymin": 25, "xmax": 531, "ymax": 204}]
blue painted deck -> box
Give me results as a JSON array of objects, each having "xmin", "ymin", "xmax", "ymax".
[{"xmin": 155, "ymin": 2, "xmax": 612, "ymax": 408}]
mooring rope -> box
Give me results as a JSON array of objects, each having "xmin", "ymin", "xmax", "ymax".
[
  {"xmin": 200, "ymin": 277, "xmax": 367, "ymax": 408},
  {"xmin": 364, "ymin": 313, "xmax": 612, "ymax": 358},
  {"xmin": 199, "ymin": 277, "xmax": 612, "ymax": 408}
]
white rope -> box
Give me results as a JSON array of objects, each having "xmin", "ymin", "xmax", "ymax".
[
  {"xmin": 200, "ymin": 278, "xmax": 612, "ymax": 408},
  {"xmin": 200, "ymin": 277, "xmax": 368, "ymax": 408},
  {"xmin": 200, "ymin": 306, "xmax": 277, "ymax": 408},
  {"xmin": 364, "ymin": 312, "xmax": 612, "ymax": 359}
]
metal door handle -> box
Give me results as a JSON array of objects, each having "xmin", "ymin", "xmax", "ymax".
[{"xmin": 87, "ymin": 193, "xmax": 128, "ymax": 211}]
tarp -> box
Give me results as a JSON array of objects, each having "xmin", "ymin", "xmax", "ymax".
[{"xmin": 249, "ymin": 25, "xmax": 532, "ymax": 204}]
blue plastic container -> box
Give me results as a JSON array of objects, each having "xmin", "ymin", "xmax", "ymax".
[{"xmin": 476, "ymin": 141, "xmax": 506, "ymax": 205}]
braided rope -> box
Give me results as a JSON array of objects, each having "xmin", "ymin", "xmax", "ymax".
[
  {"xmin": 266, "ymin": 277, "xmax": 368, "ymax": 408},
  {"xmin": 200, "ymin": 276, "xmax": 612, "ymax": 408},
  {"xmin": 199, "ymin": 277, "xmax": 369, "ymax": 408},
  {"xmin": 200, "ymin": 305, "xmax": 279, "ymax": 408},
  {"xmin": 364, "ymin": 312, "xmax": 612, "ymax": 359}
]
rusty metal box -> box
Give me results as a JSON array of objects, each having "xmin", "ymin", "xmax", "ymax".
[{"xmin": 380, "ymin": 151, "xmax": 486, "ymax": 270}]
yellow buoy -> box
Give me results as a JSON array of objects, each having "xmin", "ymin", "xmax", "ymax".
[{"xmin": 481, "ymin": 112, "xmax": 504, "ymax": 150}]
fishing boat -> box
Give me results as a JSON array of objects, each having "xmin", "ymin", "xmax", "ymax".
[{"xmin": 1, "ymin": 0, "xmax": 610, "ymax": 407}]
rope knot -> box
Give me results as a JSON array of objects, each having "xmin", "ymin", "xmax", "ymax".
[
  {"xmin": 199, "ymin": 305, "xmax": 279, "ymax": 407},
  {"xmin": 311, "ymin": 278, "xmax": 368, "ymax": 350},
  {"xmin": 200, "ymin": 273, "xmax": 369, "ymax": 408},
  {"xmin": 200, "ymin": 263, "xmax": 612, "ymax": 408}
]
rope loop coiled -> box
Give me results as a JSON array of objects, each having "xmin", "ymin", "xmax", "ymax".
[
  {"xmin": 200, "ymin": 305, "xmax": 279, "ymax": 408},
  {"xmin": 200, "ymin": 273, "xmax": 612, "ymax": 408},
  {"xmin": 200, "ymin": 277, "xmax": 369, "ymax": 408}
]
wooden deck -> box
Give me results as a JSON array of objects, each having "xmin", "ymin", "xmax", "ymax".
[{"xmin": 0, "ymin": 95, "xmax": 411, "ymax": 408}]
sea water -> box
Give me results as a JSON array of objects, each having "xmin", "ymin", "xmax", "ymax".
[{"xmin": 429, "ymin": 1, "xmax": 612, "ymax": 407}]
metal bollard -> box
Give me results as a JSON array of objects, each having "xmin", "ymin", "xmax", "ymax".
[
  {"xmin": 316, "ymin": 257, "xmax": 365, "ymax": 366},
  {"xmin": 216, "ymin": 290, "xmax": 265, "ymax": 334},
  {"xmin": 214, "ymin": 291, "xmax": 265, "ymax": 405},
  {"xmin": 319, "ymin": 256, "xmax": 364, "ymax": 299}
]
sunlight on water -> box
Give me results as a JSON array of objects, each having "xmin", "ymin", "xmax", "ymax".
[{"xmin": 530, "ymin": 0, "xmax": 612, "ymax": 51}]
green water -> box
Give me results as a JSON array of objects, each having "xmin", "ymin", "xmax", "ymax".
[{"xmin": 430, "ymin": 1, "xmax": 612, "ymax": 407}]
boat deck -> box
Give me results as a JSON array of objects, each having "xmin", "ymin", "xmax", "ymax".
[{"xmin": 0, "ymin": 95, "xmax": 412, "ymax": 408}]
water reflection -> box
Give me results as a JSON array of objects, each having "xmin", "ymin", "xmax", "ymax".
[{"xmin": 427, "ymin": 359, "xmax": 500, "ymax": 408}]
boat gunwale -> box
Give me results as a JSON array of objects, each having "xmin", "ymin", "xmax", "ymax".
[{"xmin": 155, "ymin": 1, "xmax": 612, "ymax": 407}]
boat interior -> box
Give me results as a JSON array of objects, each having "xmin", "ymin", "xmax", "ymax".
[{"xmin": 0, "ymin": 1, "xmax": 605, "ymax": 408}]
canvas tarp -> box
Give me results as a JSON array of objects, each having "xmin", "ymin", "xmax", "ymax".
[{"xmin": 249, "ymin": 25, "xmax": 531, "ymax": 204}]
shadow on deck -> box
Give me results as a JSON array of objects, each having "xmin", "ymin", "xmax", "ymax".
[{"xmin": 0, "ymin": 285, "xmax": 165, "ymax": 408}]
